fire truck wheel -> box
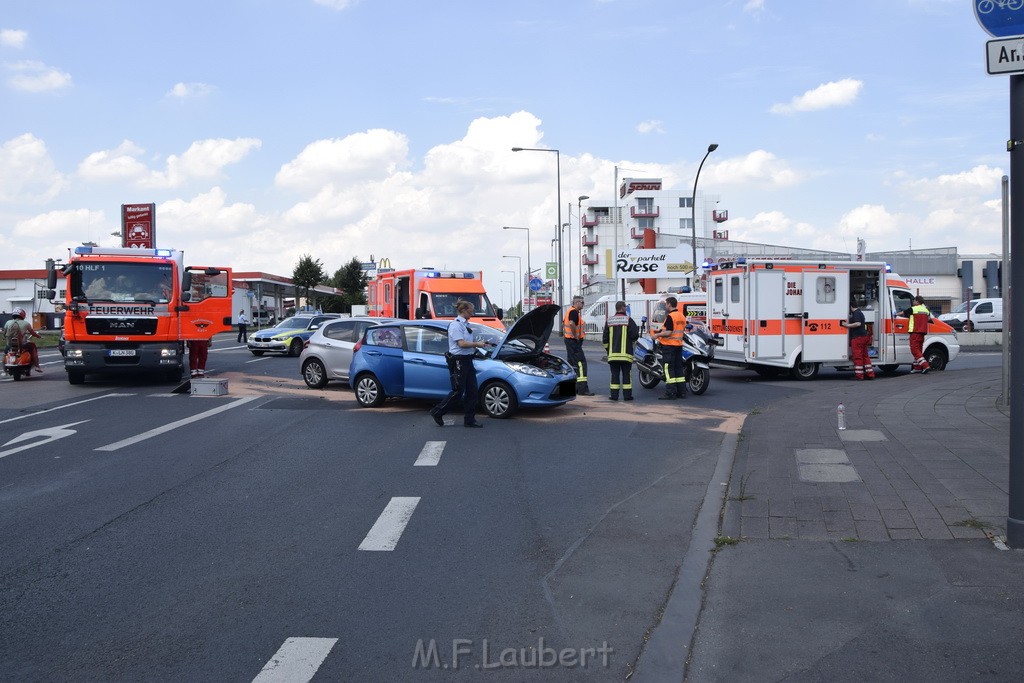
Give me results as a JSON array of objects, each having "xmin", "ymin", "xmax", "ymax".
[
  {"xmin": 638, "ymin": 368, "xmax": 661, "ymax": 389},
  {"xmin": 354, "ymin": 373, "xmax": 386, "ymax": 407},
  {"xmin": 924, "ymin": 346, "xmax": 947, "ymax": 372},
  {"xmin": 480, "ymin": 380, "xmax": 518, "ymax": 419},
  {"xmin": 67, "ymin": 371, "xmax": 85, "ymax": 385},
  {"xmin": 302, "ymin": 359, "xmax": 328, "ymax": 389},
  {"xmin": 789, "ymin": 359, "xmax": 819, "ymax": 381},
  {"xmin": 288, "ymin": 340, "xmax": 304, "ymax": 357}
]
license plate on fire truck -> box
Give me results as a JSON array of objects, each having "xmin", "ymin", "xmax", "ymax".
[{"xmin": 107, "ymin": 349, "xmax": 137, "ymax": 357}]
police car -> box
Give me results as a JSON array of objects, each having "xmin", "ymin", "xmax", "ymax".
[{"xmin": 247, "ymin": 314, "xmax": 340, "ymax": 357}]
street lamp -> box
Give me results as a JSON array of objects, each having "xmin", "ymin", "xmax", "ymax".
[
  {"xmin": 501, "ymin": 280, "xmax": 513, "ymax": 318},
  {"xmin": 576, "ymin": 195, "xmax": 589, "ymax": 297},
  {"xmin": 502, "ymin": 254, "xmax": 522, "ymax": 310},
  {"xmin": 512, "ymin": 147, "xmax": 561, "ymax": 307},
  {"xmin": 502, "ymin": 226, "xmax": 532, "ymax": 311},
  {"xmin": 691, "ymin": 143, "xmax": 718, "ymax": 291}
]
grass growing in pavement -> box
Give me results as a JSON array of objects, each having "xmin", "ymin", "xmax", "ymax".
[
  {"xmin": 713, "ymin": 536, "xmax": 741, "ymax": 550},
  {"xmin": 953, "ymin": 518, "xmax": 988, "ymax": 529}
]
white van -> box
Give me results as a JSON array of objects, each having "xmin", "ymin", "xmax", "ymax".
[
  {"xmin": 938, "ymin": 298, "xmax": 1003, "ymax": 332},
  {"xmin": 581, "ymin": 292, "xmax": 704, "ymax": 339}
]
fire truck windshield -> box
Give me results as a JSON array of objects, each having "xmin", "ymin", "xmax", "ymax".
[
  {"xmin": 431, "ymin": 293, "xmax": 495, "ymax": 318},
  {"xmin": 71, "ymin": 263, "xmax": 174, "ymax": 304}
]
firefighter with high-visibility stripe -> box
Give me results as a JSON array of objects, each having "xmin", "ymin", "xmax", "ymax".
[
  {"xmin": 602, "ymin": 300, "xmax": 640, "ymax": 401},
  {"xmin": 564, "ymin": 296, "xmax": 594, "ymax": 396},
  {"xmin": 902, "ymin": 295, "xmax": 931, "ymax": 374},
  {"xmin": 654, "ymin": 296, "xmax": 688, "ymax": 399}
]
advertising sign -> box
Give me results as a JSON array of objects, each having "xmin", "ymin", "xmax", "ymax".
[
  {"xmin": 611, "ymin": 247, "xmax": 693, "ymax": 280},
  {"xmin": 121, "ymin": 203, "xmax": 155, "ymax": 249}
]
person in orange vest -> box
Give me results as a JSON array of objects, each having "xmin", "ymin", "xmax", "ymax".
[
  {"xmin": 564, "ymin": 296, "xmax": 594, "ymax": 396},
  {"xmin": 654, "ymin": 296, "xmax": 687, "ymax": 399},
  {"xmin": 602, "ymin": 300, "xmax": 640, "ymax": 401},
  {"xmin": 841, "ymin": 299, "xmax": 875, "ymax": 380},
  {"xmin": 901, "ymin": 295, "xmax": 931, "ymax": 374}
]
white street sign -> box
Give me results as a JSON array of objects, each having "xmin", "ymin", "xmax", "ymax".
[{"xmin": 987, "ymin": 35, "xmax": 1024, "ymax": 75}]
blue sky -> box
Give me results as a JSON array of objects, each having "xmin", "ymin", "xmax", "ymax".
[{"xmin": 0, "ymin": 0, "xmax": 1008, "ymax": 304}]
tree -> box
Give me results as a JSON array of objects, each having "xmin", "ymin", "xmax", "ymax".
[
  {"xmin": 292, "ymin": 254, "xmax": 326, "ymax": 311},
  {"xmin": 334, "ymin": 258, "xmax": 369, "ymax": 309}
]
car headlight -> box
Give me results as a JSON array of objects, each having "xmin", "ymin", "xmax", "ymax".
[{"xmin": 504, "ymin": 361, "xmax": 549, "ymax": 377}]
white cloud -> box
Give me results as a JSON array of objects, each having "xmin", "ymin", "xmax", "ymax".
[
  {"xmin": 77, "ymin": 140, "xmax": 149, "ymax": 183},
  {"xmin": 275, "ymin": 129, "xmax": 410, "ymax": 191},
  {"xmin": 771, "ymin": 78, "xmax": 863, "ymax": 114},
  {"xmin": 166, "ymin": 82, "xmax": 216, "ymax": 99},
  {"xmin": 1, "ymin": 29, "xmax": 27, "ymax": 48},
  {"xmin": 77, "ymin": 137, "xmax": 261, "ymax": 189},
  {"xmin": 5, "ymin": 59, "xmax": 71, "ymax": 92},
  {"xmin": 0, "ymin": 133, "xmax": 65, "ymax": 203},
  {"xmin": 743, "ymin": 0, "xmax": 766, "ymax": 12},
  {"xmin": 637, "ymin": 120, "xmax": 665, "ymax": 134},
  {"xmin": 704, "ymin": 149, "xmax": 803, "ymax": 188}
]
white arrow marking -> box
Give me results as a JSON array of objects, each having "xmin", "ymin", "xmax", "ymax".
[{"xmin": 0, "ymin": 420, "xmax": 90, "ymax": 459}]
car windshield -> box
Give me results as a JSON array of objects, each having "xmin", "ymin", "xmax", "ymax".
[
  {"xmin": 70, "ymin": 262, "xmax": 174, "ymax": 303},
  {"xmin": 430, "ymin": 293, "xmax": 496, "ymax": 318},
  {"xmin": 277, "ymin": 317, "xmax": 312, "ymax": 330},
  {"xmin": 951, "ymin": 302, "xmax": 969, "ymax": 314}
]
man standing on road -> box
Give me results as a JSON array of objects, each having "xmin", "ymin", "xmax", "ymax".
[
  {"xmin": 603, "ymin": 300, "xmax": 640, "ymax": 401},
  {"xmin": 654, "ymin": 296, "xmax": 687, "ymax": 400},
  {"xmin": 564, "ymin": 296, "xmax": 594, "ymax": 396},
  {"xmin": 431, "ymin": 300, "xmax": 491, "ymax": 428},
  {"xmin": 236, "ymin": 309, "xmax": 249, "ymax": 344},
  {"xmin": 841, "ymin": 300, "xmax": 875, "ymax": 380},
  {"xmin": 902, "ymin": 295, "xmax": 931, "ymax": 374}
]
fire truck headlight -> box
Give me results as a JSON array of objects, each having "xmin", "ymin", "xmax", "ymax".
[
  {"xmin": 67, "ymin": 349, "xmax": 83, "ymax": 358},
  {"xmin": 504, "ymin": 361, "xmax": 548, "ymax": 378}
]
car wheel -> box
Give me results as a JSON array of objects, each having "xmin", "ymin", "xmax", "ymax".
[
  {"xmin": 925, "ymin": 345, "xmax": 948, "ymax": 372},
  {"xmin": 789, "ymin": 358, "xmax": 819, "ymax": 380},
  {"xmin": 688, "ymin": 365, "xmax": 710, "ymax": 395},
  {"xmin": 480, "ymin": 380, "xmax": 518, "ymax": 419},
  {"xmin": 638, "ymin": 368, "xmax": 661, "ymax": 389},
  {"xmin": 251, "ymin": 350, "xmax": 264, "ymax": 356},
  {"xmin": 354, "ymin": 373, "xmax": 386, "ymax": 407},
  {"xmin": 67, "ymin": 371, "xmax": 85, "ymax": 385},
  {"xmin": 962, "ymin": 320, "xmax": 975, "ymax": 333},
  {"xmin": 302, "ymin": 358, "xmax": 328, "ymax": 389},
  {"xmin": 288, "ymin": 340, "xmax": 304, "ymax": 357}
]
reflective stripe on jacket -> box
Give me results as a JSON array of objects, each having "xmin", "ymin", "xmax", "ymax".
[
  {"xmin": 909, "ymin": 304, "xmax": 930, "ymax": 334},
  {"xmin": 659, "ymin": 310, "xmax": 687, "ymax": 347},
  {"xmin": 563, "ymin": 308, "xmax": 584, "ymax": 340},
  {"xmin": 602, "ymin": 314, "xmax": 638, "ymax": 362}
]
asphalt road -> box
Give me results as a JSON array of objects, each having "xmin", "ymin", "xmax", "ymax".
[{"xmin": 0, "ymin": 339, "xmax": 1001, "ymax": 681}]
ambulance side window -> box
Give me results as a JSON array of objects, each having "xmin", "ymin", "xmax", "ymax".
[
  {"xmin": 384, "ymin": 283, "xmax": 392, "ymax": 305},
  {"xmin": 815, "ymin": 276, "xmax": 837, "ymax": 304},
  {"xmin": 714, "ymin": 279, "xmax": 723, "ymax": 304},
  {"xmin": 730, "ymin": 276, "xmax": 741, "ymax": 303},
  {"xmin": 891, "ymin": 290, "xmax": 913, "ymax": 317}
]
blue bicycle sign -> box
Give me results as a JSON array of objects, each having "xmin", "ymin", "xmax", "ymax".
[{"xmin": 976, "ymin": 0, "xmax": 1024, "ymax": 37}]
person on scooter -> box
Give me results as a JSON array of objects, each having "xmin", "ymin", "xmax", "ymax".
[{"xmin": 4, "ymin": 308, "xmax": 43, "ymax": 373}]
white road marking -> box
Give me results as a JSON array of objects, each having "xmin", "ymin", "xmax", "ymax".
[
  {"xmin": 246, "ymin": 356, "xmax": 273, "ymax": 364},
  {"xmin": 414, "ymin": 441, "xmax": 445, "ymax": 466},
  {"xmin": 0, "ymin": 421, "xmax": 89, "ymax": 459},
  {"xmin": 95, "ymin": 396, "xmax": 260, "ymax": 451},
  {"xmin": 252, "ymin": 637, "xmax": 338, "ymax": 683},
  {"xmin": 358, "ymin": 497, "xmax": 421, "ymax": 551},
  {"xmin": 0, "ymin": 393, "xmax": 134, "ymax": 426}
]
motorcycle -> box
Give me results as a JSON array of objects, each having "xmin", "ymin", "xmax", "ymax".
[
  {"xmin": 3, "ymin": 336, "xmax": 34, "ymax": 381},
  {"xmin": 633, "ymin": 324, "xmax": 716, "ymax": 395}
]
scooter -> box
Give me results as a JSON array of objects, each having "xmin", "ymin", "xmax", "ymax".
[
  {"xmin": 3, "ymin": 337, "xmax": 34, "ymax": 381},
  {"xmin": 633, "ymin": 324, "xmax": 715, "ymax": 395}
]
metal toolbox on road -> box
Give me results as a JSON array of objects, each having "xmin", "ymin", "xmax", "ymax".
[{"xmin": 190, "ymin": 378, "xmax": 229, "ymax": 396}]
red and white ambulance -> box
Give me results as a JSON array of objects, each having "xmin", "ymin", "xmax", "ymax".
[
  {"xmin": 366, "ymin": 265, "xmax": 504, "ymax": 330},
  {"xmin": 705, "ymin": 259, "xmax": 960, "ymax": 379}
]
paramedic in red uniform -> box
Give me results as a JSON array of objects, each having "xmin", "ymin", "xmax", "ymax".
[
  {"xmin": 841, "ymin": 300, "xmax": 875, "ymax": 380},
  {"xmin": 902, "ymin": 295, "xmax": 931, "ymax": 374}
]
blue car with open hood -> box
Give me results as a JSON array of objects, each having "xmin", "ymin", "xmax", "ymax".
[{"xmin": 348, "ymin": 304, "xmax": 576, "ymax": 418}]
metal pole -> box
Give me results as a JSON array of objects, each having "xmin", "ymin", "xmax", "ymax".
[
  {"xmin": 614, "ymin": 166, "xmax": 621, "ymax": 300},
  {"xmin": 1007, "ymin": 74, "xmax": 1024, "ymax": 548},
  {"xmin": 691, "ymin": 144, "xmax": 718, "ymax": 292},
  {"xmin": 1001, "ymin": 175, "xmax": 1011, "ymax": 408},
  {"xmin": 556, "ymin": 151, "xmax": 562, "ymax": 309}
]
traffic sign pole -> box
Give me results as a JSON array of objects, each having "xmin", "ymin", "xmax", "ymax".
[{"xmin": 1007, "ymin": 74, "xmax": 1024, "ymax": 548}]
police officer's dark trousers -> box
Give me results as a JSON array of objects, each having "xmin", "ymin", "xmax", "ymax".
[
  {"xmin": 432, "ymin": 355, "xmax": 479, "ymax": 424},
  {"xmin": 564, "ymin": 337, "xmax": 591, "ymax": 393}
]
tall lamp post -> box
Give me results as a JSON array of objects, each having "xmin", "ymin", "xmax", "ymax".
[
  {"xmin": 502, "ymin": 227, "xmax": 532, "ymax": 311},
  {"xmin": 502, "ymin": 255, "xmax": 522, "ymax": 308},
  {"xmin": 512, "ymin": 147, "xmax": 561, "ymax": 307},
  {"xmin": 501, "ymin": 280, "xmax": 513, "ymax": 318},
  {"xmin": 691, "ymin": 143, "xmax": 718, "ymax": 291},
  {"xmin": 576, "ymin": 195, "xmax": 589, "ymax": 297},
  {"xmin": 501, "ymin": 269, "xmax": 517, "ymax": 313}
]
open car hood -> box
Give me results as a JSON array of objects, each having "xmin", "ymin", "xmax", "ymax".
[{"xmin": 492, "ymin": 304, "xmax": 561, "ymax": 356}]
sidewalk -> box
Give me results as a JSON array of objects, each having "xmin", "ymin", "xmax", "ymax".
[{"xmin": 687, "ymin": 367, "xmax": 1023, "ymax": 681}]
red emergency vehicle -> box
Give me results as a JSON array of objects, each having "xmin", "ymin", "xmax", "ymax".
[{"xmin": 366, "ymin": 266, "xmax": 504, "ymax": 330}]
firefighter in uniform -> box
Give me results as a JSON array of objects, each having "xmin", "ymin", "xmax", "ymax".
[
  {"xmin": 564, "ymin": 296, "xmax": 594, "ymax": 395},
  {"xmin": 902, "ymin": 295, "xmax": 931, "ymax": 374},
  {"xmin": 602, "ymin": 300, "xmax": 640, "ymax": 401},
  {"xmin": 654, "ymin": 296, "xmax": 687, "ymax": 399}
]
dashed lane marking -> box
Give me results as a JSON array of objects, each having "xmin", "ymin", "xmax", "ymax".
[
  {"xmin": 252, "ymin": 637, "xmax": 338, "ymax": 683},
  {"xmin": 94, "ymin": 396, "xmax": 260, "ymax": 451},
  {"xmin": 358, "ymin": 497, "xmax": 421, "ymax": 551},
  {"xmin": 414, "ymin": 441, "xmax": 445, "ymax": 466},
  {"xmin": 0, "ymin": 393, "xmax": 134, "ymax": 426}
]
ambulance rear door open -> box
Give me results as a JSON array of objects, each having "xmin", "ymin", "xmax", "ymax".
[{"xmin": 800, "ymin": 270, "xmax": 849, "ymax": 362}]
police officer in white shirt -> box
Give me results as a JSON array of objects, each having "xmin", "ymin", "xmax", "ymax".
[{"xmin": 430, "ymin": 300, "xmax": 491, "ymax": 428}]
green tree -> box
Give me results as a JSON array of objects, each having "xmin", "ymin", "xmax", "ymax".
[
  {"xmin": 292, "ymin": 254, "xmax": 326, "ymax": 311},
  {"xmin": 333, "ymin": 258, "xmax": 369, "ymax": 310}
]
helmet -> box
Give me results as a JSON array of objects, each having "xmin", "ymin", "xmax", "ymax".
[{"xmin": 12, "ymin": 307, "xmax": 26, "ymax": 319}]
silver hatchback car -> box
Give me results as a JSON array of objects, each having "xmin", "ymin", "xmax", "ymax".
[{"xmin": 299, "ymin": 316, "xmax": 396, "ymax": 389}]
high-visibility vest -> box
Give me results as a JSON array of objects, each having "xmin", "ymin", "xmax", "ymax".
[
  {"xmin": 909, "ymin": 304, "xmax": 930, "ymax": 334},
  {"xmin": 603, "ymin": 314, "xmax": 635, "ymax": 362},
  {"xmin": 563, "ymin": 308, "xmax": 584, "ymax": 340},
  {"xmin": 659, "ymin": 310, "xmax": 687, "ymax": 346}
]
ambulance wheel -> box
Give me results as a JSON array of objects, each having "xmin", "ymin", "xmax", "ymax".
[
  {"xmin": 480, "ymin": 380, "xmax": 518, "ymax": 419},
  {"xmin": 879, "ymin": 364, "xmax": 899, "ymax": 375},
  {"xmin": 354, "ymin": 373, "xmax": 386, "ymax": 407},
  {"xmin": 302, "ymin": 358, "xmax": 328, "ymax": 389},
  {"xmin": 924, "ymin": 346, "xmax": 948, "ymax": 372},
  {"xmin": 67, "ymin": 371, "xmax": 85, "ymax": 385},
  {"xmin": 688, "ymin": 366, "xmax": 710, "ymax": 395},
  {"xmin": 638, "ymin": 368, "xmax": 661, "ymax": 389},
  {"xmin": 790, "ymin": 359, "xmax": 819, "ymax": 380},
  {"xmin": 288, "ymin": 339, "xmax": 304, "ymax": 357}
]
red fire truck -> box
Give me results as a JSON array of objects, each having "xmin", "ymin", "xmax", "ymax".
[{"xmin": 366, "ymin": 266, "xmax": 504, "ymax": 330}]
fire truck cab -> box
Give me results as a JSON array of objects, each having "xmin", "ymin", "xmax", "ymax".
[
  {"xmin": 367, "ymin": 267, "xmax": 504, "ymax": 330},
  {"xmin": 706, "ymin": 259, "xmax": 960, "ymax": 379}
]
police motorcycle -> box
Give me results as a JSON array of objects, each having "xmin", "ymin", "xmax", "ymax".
[{"xmin": 633, "ymin": 317, "xmax": 715, "ymax": 395}]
